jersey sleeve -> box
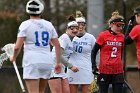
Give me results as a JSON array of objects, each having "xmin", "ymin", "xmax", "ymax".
[
  {"xmin": 50, "ymin": 24, "xmax": 58, "ymax": 39},
  {"xmin": 96, "ymin": 32, "xmax": 104, "ymax": 45},
  {"xmin": 91, "ymin": 35, "xmax": 96, "ymax": 48},
  {"xmin": 17, "ymin": 22, "xmax": 27, "ymax": 37},
  {"xmin": 129, "ymin": 25, "xmax": 139, "ymax": 40},
  {"xmin": 59, "ymin": 34, "xmax": 68, "ymax": 49}
]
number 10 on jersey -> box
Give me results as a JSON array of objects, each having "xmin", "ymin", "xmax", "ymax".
[{"xmin": 75, "ymin": 46, "xmax": 83, "ymax": 53}]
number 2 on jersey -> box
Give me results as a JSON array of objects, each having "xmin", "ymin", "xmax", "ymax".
[
  {"xmin": 111, "ymin": 47, "xmax": 117, "ymax": 57},
  {"xmin": 35, "ymin": 31, "xmax": 49, "ymax": 46}
]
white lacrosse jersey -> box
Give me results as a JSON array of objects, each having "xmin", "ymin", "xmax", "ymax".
[
  {"xmin": 17, "ymin": 19, "xmax": 58, "ymax": 67},
  {"xmin": 52, "ymin": 33, "xmax": 73, "ymax": 59},
  {"xmin": 69, "ymin": 33, "xmax": 96, "ymax": 71},
  {"xmin": 51, "ymin": 33, "xmax": 73, "ymax": 78}
]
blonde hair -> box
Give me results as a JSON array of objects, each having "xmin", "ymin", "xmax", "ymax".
[
  {"xmin": 76, "ymin": 11, "xmax": 83, "ymax": 18},
  {"xmin": 108, "ymin": 11, "xmax": 124, "ymax": 25},
  {"xmin": 75, "ymin": 11, "xmax": 86, "ymax": 23}
]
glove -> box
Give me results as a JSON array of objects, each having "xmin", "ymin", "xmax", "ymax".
[
  {"xmin": 92, "ymin": 66, "xmax": 99, "ymax": 75},
  {"xmin": 128, "ymin": 15, "xmax": 135, "ymax": 23},
  {"xmin": 125, "ymin": 16, "xmax": 135, "ymax": 37}
]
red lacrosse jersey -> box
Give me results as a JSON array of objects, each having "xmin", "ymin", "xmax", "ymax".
[
  {"xmin": 96, "ymin": 30, "xmax": 124, "ymax": 74},
  {"xmin": 129, "ymin": 25, "xmax": 140, "ymax": 69}
]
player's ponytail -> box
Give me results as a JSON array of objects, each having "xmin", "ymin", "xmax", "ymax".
[
  {"xmin": 67, "ymin": 14, "xmax": 78, "ymax": 28},
  {"xmin": 76, "ymin": 11, "xmax": 83, "ymax": 18},
  {"xmin": 67, "ymin": 14, "xmax": 76, "ymax": 22},
  {"xmin": 75, "ymin": 11, "xmax": 85, "ymax": 23},
  {"xmin": 108, "ymin": 10, "xmax": 124, "ymax": 25}
]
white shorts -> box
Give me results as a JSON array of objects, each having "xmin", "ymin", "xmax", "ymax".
[
  {"xmin": 23, "ymin": 63, "xmax": 53, "ymax": 79},
  {"xmin": 49, "ymin": 70, "xmax": 67, "ymax": 79},
  {"xmin": 67, "ymin": 68, "xmax": 94, "ymax": 84},
  {"xmin": 49, "ymin": 65, "xmax": 67, "ymax": 79}
]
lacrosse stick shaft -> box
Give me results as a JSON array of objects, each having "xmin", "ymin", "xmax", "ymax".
[
  {"xmin": 124, "ymin": 80, "xmax": 134, "ymax": 93},
  {"xmin": 13, "ymin": 61, "xmax": 26, "ymax": 93}
]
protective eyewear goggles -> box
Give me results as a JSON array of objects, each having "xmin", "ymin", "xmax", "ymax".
[
  {"xmin": 77, "ymin": 22, "xmax": 86, "ymax": 26},
  {"xmin": 113, "ymin": 22, "xmax": 125, "ymax": 28},
  {"xmin": 69, "ymin": 26, "xmax": 79, "ymax": 30}
]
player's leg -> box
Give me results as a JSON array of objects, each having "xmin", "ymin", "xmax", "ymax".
[
  {"xmin": 69, "ymin": 84, "xmax": 78, "ymax": 93},
  {"xmin": 25, "ymin": 79, "xmax": 39, "ymax": 93},
  {"xmin": 48, "ymin": 78, "xmax": 62, "ymax": 93},
  {"xmin": 112, "ymin": 83, "xmax": 123, "ymax": 93},
  {"xmin": 97, "ymin": 74, "xmax": 110, "ymax": 93},
  {"xmin": 23, "ymin": 64, "xmax": 40, "ymax": 93},
  {"xmin": 39, "ymin": 78, "xmax": 47, "ymax": 93},
  {"xmin": 61, "ymin": 78, "xmax": 70, "ymax": 93},
  {"xmin": 98, "ymin": 83, "xmax": 109, "ymax": 93},
  {"xmin": 81, "ymin": 84, "xmax": 89, "ymax": 93},
  {"xmin": 112, "ymin": 73, "xmax": 124, "ymax": 93}
]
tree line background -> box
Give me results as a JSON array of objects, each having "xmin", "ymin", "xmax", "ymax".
[
  {"xmin": 0, "ymin": 0, "xmax": 139, "ymax": 66},
  {"xmin": 0, "ymin": 0, "xmax": 140, "ymax": 93}
]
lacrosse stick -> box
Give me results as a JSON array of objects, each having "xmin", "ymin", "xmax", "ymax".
[
  {"xmin": 2, "ymin": 44, "xmax": 26, "ymax": 93},
  {"xmin": 0, "ymin": 52, "xmax": 9, "ymax": 68},
  {"xmin": 124, "ymin": 80, "xmax": 134, "ymax": 93},
  {"xmin": 89, "ymin": 75, "xmax": 99, "ymax": 93}
]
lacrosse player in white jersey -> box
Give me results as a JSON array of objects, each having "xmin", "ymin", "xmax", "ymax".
[
  {"xmin": 48, "ymin": 15, "xmax": 79, "ymax": 93},
  {"xmin": 67, "ymin": 11, "xmax": 96, "ymax": 93},
  {"xmin": 10, "ymin": 0, "xmax": 61, "ymax": 93}
]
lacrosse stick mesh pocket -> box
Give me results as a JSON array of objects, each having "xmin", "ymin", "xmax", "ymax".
[
  {"xmin": 2, "ymin": 44, "xmax": 15, "ymax": 58},
  {"xmin": 88, "ymin": 77, "xmax": 99, "ymax": 93}
]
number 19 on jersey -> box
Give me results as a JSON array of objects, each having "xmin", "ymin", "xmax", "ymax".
[{"xmin": 35, "ymin": 31, "xmax": 49, "ymax": 46}]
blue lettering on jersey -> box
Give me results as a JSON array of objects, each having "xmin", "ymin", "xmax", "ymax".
[
  {"xmin": 73, "ymin": 41, "xmax": 87, "ymax": 53},
  {"xmin": 35, "ymin": 31, "xmax": 49, "ymax": 46},
  {"xmin": 73, "ymin": 41, "xmax": 87, "ymax": 45},
  {"xmin": 75, "ymin": 46, "xmax": 83, "ymax": 53}
]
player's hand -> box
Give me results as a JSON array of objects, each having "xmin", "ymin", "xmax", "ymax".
[
  {"xmin": 54, "ymin": 63, "xmax": 62, "ymax": 74},
  {"xmin": 9, "ymin": 56, "xmax": 15, "ymax": 63},
  {"xmin": 92, "ymin": 66, "xmax": 99, "ymax": 75},
  {"xmin": 129, "ymin": 15, "xmax": 135, "ymax": 24},
  {"xmin": 70, "ymin": 66, "xmax": 79, "ymax": 72}
]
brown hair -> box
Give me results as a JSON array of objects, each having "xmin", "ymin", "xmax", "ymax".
[
  {"xmin": 134, "ymin": 6, "xmax": 140, "ymax": 15},
  {"xmin": 67, "ymin": 14, "xmax": 75, "ymax": 21}
]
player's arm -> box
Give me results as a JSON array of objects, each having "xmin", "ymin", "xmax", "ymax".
[
  {"xmin": 124, "ymin": 16, "xmax": 134, "ymax": 45},
  {"xmin": 91, "ymin": 43, "xmax": 101, "ymax": 75},
  {"xmin": 60, "ymin": 48, "xmax": 79, "ymax": 72},
  {"xmin": 124, "ymin": 25, "xmax": 134, "ymax": 45},
  {"xmin": 124, "ymin": 36, "xmax": 133, "ymax": 45},
  {"xmin": 60, "ymin": 48, "xmax": 72, "ymax": 68},
  {"xmin": 10, "ymin": 37, "xmax": 24, "ymax": 62},
  {"xmin": 51, "ymin": 38, "xmax": 61, "ymax": 73}
]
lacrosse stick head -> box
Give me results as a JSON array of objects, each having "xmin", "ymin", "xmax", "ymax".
[
  {"xmin": 1, "ymin": 44, "xmax": 15, "ymax": 58},
  {"xmin": 88, "ymin": 77, "xmax": 99, "ymax": 93}
]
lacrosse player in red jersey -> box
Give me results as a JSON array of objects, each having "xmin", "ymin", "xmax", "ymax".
[
  {"xmin": 125, "ymin": 6, "xmax": 140, "ymax": 76},
  {"xmin": 91, "ymin": 11, "xmax": 125, "ymax": 93},
  {"xmin": 10, "ymin": 0, "xmax": 61, "ymax": 93}
]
